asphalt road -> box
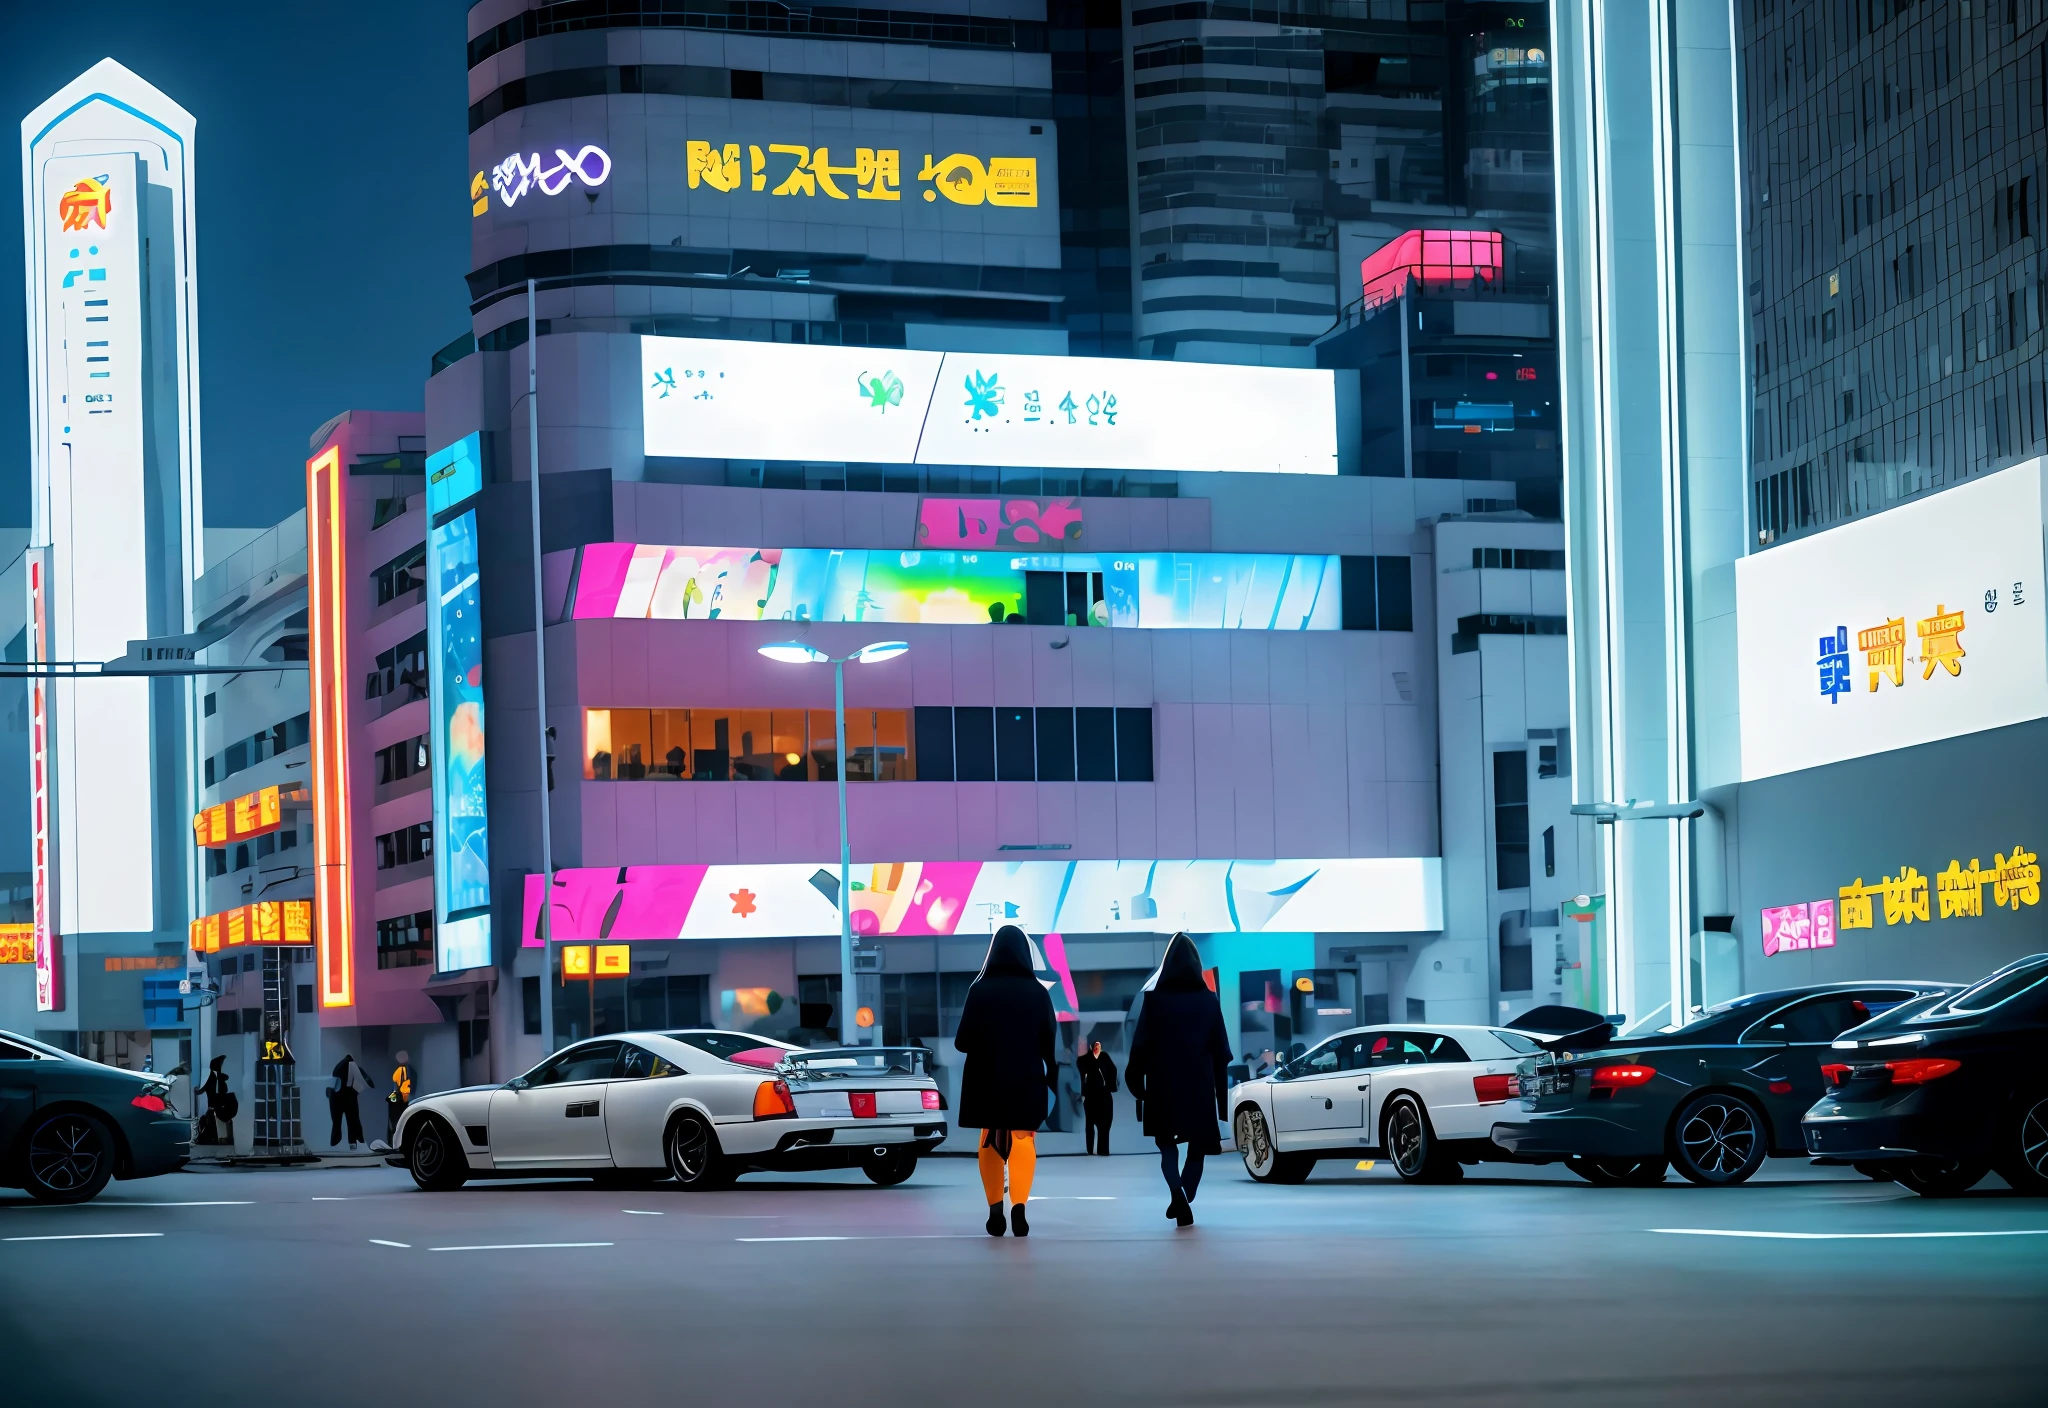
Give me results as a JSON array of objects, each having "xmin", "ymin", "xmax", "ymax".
[{"xmin": 4, "ymin": 1154, "xmax": 2045, "ymax": 1408}]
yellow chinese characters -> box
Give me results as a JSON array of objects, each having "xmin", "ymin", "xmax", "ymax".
[
  {"xmin": 1857, "ymin": 617, "xmax": 1906, "ymax": 689},
  {"xmin": 1936, "ymin": 859, "xmax": 1987, "ymax": 919},
  {"xmin": 1837, "ymin": 878, "xmax": 1876, "ymax": 930},
  {"xmin": 1915, "ymin": 604, "xmax": 1965, "ymax": 679},
  {"xmin": 1993, "ymin": 845, "xmax": 2042, "ymax": 910},
  {"xmin": 683, "ymin": 140, "xmax": 1033, "ymax": 206},
  {"xmin": 688, "ymin": 141, "xmax": 742, "ymax": 192},
  {"xmin": 1879, "ymin": 867, "xmax": 1928, "ymax": 925}
]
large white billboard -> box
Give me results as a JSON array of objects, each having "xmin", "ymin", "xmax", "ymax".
[
  {"xmin": 641, "ymin": 336, "xmax": 1338, "ymax": 475},
  {"xmin": 1735, "ymin": 459, "xmax": 2048, "ymax": 781}
]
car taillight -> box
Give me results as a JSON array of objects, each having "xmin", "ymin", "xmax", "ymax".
[
  {"xmin": 921, "ymin": 1088, "xmax": 943, "ymax": 1110},
  {"xmin": 849, "ymin": 1091, "xmax": 878, "ymax": 1119},
  {"xmin": 1506, "ymin": 1075, "xmax": 1521, "ymax": 1097},
  {"xmin": 1821, "ymin": 1063, "xmax": 1851, "ymax": 1087},
  {"xmin": 1768, "ymin": 1080, "xmax": 1794, "ymax": 1095},
  {"xmin": 1590, "ymin": 1064, "xmax": 1656, "ymax": 1091},
  {"xmin": 1472, "ymin": 1074, "xmax": 1513, "ymax": 1104},
  {"xmin": 131, "ymin": 1094, "xmax": 167, "ymax": 1112},
  {"xmin": 1883, "ymin": 1058, "xmax": 1960, "ymax": 1086},
  {"xmin": 753, "ymin": 1079, "xmax": 797, "ymax": 1119}
]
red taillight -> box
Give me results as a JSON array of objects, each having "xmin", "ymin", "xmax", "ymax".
[
  {"xmin": 1821, "ymin": 1063, "xmax": 1851, "ymax": 1087},
  {"xmin": 849, "ymin": 1091, "xmax": 878, "ymax": 1119},
  {"xmin": 921, "ymin": 1088, "xmax": 943, "ymax": 1110},
  {"xmin": 131, "ymin": 1094, "xmax": 167, "ymax": 1113},
  {"xmin": 1472, "ymin": 1074, "xmax": 1514, "ymax": 1105},
  {"xmin": 1768, "ymin": 1080, "xmax": 1793, "ymax": 1095},
  {"xmin": 752, "ymin": 1079, "xmax": 797, "ymax": 1119},
  {"xmin": 1883, "ymin": 1058, "xmax": 1960, "ymax": 1086},
  {"xmin": 1590, "ymin": 1064, "xmax": 1657, "ymax": 1091}
]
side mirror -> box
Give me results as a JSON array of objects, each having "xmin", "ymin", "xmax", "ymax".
[{"xmin": 505, "ymin": 1076, "xmax": 529, "ymax": 1091}]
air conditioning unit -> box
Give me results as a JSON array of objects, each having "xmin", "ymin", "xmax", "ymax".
[{"xmin": 851, "ymin": 949, "xmax": 884, "ymax": 973}]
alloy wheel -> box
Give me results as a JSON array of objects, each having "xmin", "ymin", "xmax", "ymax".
[
  {"xmin": 670, "ymin": 1116, "xmax": 710, "ymax": 1180},
  {"xmin": 2023, "ymin": 1100, "xmax": 2048, "ymax": 1181},
  {"xmin": 1388, "ymin": 1102, "xmax": 1424, "ymax": 1176},
  {"xmin": 1235, "ymin": 1107, "xmax": 1272, "ymax": 1174},
  {"xmin": 1678, "ymin": 1098, "xmax": 1759, "ymax": 1177},
  {"xmin": 28, "ymin": 1114, "xmax": 104, "ymax": 1193},
  {"xmin": 412, "ymin": 1123, "xmax": 445, "ymax": 1180}
]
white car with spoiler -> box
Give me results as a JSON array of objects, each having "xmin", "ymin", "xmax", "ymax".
[{"xmin": 389, "ymin": 1030, "xmax": 946, "ymax": 1191}]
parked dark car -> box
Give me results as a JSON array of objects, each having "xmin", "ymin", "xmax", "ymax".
[
  {"xmin": 1489, "ymin": 980, "xmax": 1956, "ymax": 1186},
  {"xmin": 1802, "ymin": 954, "xmax": 2048, "ymax": 1198},
  {"xmin": 1, "ymin": 1029, "xmax": 189, "ymax": 1203}
]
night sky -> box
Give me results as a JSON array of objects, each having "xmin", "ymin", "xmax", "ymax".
[{"xmin": 2, "ymin": 1, "xmax": 473, "ymax": 527}]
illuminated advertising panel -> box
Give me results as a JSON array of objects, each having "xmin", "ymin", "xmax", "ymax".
[
  {"xmin": 641, "ymin": 336, "xmax": 1337, "ymax": 475},
  {"xmin": 426, "ymin": 499, "xmax": 492, "ymax": 973},
  {"xmin": 0, "ymin": 926, "xmax": 35, "ymax": 964},
  {"xmin": 187, "ymin": 901, "xmax": 314, "ymax": 953},
  {"xmin": 569, "ymin": 544, "xmax": 1342, "ymax": 631},
  {"xmin": 193, "ymin": 784, "xmax": 295, "ymax": 848},
  {"xmin": 425, "ymin": 432, "xmax": 483, "ymax": 517},
  {"xmin": 27, "ymin": 548, "xmax": 59, "ymax": 1010},
  {"xmin": 916, "ymin": 496, "xmax": 1083, "ymax": 548},
  {"xmin": 305, "ymin": 446, "xmax": 354, "ymax": 1007},
  {"xmin": 1735, "ymin": 459, "xmax": 2048, "ymax": 780},
  {"xmin": 523, "ymin": 857, "xmax": 1443, "ymax": 944}
]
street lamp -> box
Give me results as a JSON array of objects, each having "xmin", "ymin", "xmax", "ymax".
[{"xmin": 757, "ymin": 639, "xmax": 909, "ymax": 1048}]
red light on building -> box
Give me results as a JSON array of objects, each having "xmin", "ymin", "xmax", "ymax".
[
  {"xmin": 1515, "ymin": 367, "xmax": 1538, "ymax": 381},
  {"xmin": 306, "ymin": 445, "xmax": 355, "ymax": 1010},
  {"xmin": 1360, "ymin": 229, "xmax": 1503, "ymax": 310}
]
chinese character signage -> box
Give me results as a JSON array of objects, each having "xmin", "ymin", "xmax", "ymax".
[
  {"xmin": 682, "ymin": 140, "xmax": 1036, "ymax": 208},
  {"xmin": 1768, "ymin": 841, "xmax": 2042, "ymax": 955},
  {"xmin": 187, "ymin": 901, "xmax": 314, "ymax": 953},
  {"xmin": 1759, "ymin": 901, "xmax": 1836, "ymax": 956},
  {"xmin": 1737, "ymin": 458, "xmax": 2048, "ymax": 780},
  {"xmin": 641, "ymin": 335, "xmax": 1338, "ymax": 475}
]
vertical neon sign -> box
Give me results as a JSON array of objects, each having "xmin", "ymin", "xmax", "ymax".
[
  {"xmin": 305, "ymin": 446, "xmax": 354, "ymax": 1008},
  {"xmin": 27, "ymin": 548, "xmax": 60, "ymax": 1011},
  {"xmin": 424, "ymin": 434, "xmax": 491, "ymax": 972}
]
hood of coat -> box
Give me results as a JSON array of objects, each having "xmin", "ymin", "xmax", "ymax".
[
  {"xmin": 978, "ymin": 924, "xmax": 1037, "ymax": 979},
  {"xmin": 1145, "ymin": 932, "xmax": 1209, "ymax": 993}
]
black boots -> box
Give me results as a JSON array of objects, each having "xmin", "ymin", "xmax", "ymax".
[
  {"xmin": 1167, "ymin": 1192, "xmax": 1192, "ymax": 1226},
  {"xmin": 986, "ymin": 1201, "xmax": 1006, "ymax": 1237},
  {"xmin": 1010, "ymin": 1202, "xmax": 1030, "ymax": 1237}
]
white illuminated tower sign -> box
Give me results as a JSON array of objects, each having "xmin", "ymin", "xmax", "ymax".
[{"xmin": 21, "ymin": 61, "xmax": 202, "ymax": 1009}]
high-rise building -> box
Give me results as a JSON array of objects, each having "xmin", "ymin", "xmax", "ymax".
[{"xmin": 19, "ymin": 59, "xmax": 202, "ymax": 1026}]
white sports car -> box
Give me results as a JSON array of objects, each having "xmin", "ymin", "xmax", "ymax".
[
  {"xmin": 1230, "ymin": 1023, "xmax": 1547, "ymax": 1183},
  {"xmin": 389, "ymin": 1030, "xmax": 947, "ymax": 1191}
]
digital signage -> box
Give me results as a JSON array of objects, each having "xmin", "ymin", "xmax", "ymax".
[
  {"xmin": 425, "ymin": 431, "xmax": 483, "ymax": 516},
  {"xmin": 1735, "ymin": 458, "xmax": 2048, "ymax": 780},
  {"xmin": 641, "ymin": 336, "xmax": 1338, "ymax": 475},
  {"xmin": 426, "ymin": 502, "xmax": 493, "ymax": 973}
]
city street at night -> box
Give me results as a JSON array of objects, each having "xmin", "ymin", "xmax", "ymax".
[{"xmin": 6, "ymin": 1157, "xmax": 2046, "ymax": 1407}]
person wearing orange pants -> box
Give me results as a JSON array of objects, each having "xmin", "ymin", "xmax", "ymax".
[{"xmin": 953, "ymin": 925, "xmax": 1057, "ymax": 1236}]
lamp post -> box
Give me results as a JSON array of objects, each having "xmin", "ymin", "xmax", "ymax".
[{"xmin": 757, "ymin": 639, "xmax": 909, "ymax": 1047}]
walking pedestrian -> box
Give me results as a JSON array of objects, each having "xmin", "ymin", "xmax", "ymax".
[
  {"xmin": 197, "ymin": 1055, "xmax": 237, "ymax": 1148},
  {"xmin": 329, "ymin": 1053, "xmax": 372, "ymax": 1151},
  {"xmin": 953, "ymin": 924, "xmax": 1057, "ymax": 1238},
  {"xmin": 384, "ymin": 1050, "xmax": 413, "ymax": 1149},
  {"xmin": 1077, "ymin": 1039, "xmax": 1119, "ymax": 1155},
  {"xmin": 1125, "ymin": 932, "xmax": 1230, "ymax": 1228}
]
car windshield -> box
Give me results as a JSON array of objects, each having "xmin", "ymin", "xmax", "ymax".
[{"xmin": 1918, "ymin": 957, "xmax": 2048, "ymax": 1018}]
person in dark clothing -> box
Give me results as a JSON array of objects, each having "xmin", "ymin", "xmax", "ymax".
[
  {"xmin": 1125, "ymin": 933, "xmax": 1231, "ymax": 1227},
  {"xmin": 329, "ymin": 1054, "xmax": 371, "ymax": 1150},
  {"xmin": 1076, "ymin": 1039, "xmax": 1119, "ymax": 1155},
  {"xmin": 953, "ymin": 925, "xmax": 1057, "ymax": 1237},
  {"xmin": 197, "ymin": 1056, "xmax": 236, "ymax": 1147}
]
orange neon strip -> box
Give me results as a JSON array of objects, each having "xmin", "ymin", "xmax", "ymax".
[{"xmin": 306, "ymin": 447, "xmax": 355, "ymax": 1007}]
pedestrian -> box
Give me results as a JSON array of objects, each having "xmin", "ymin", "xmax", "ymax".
[
  {"xmin": 197, "ymin": 1055, "xmax": 236, "ymax": 1148},
  {"xmin": 953, "ymin": 924, "xmax": 1057, "ymax": 1238},
  {"xmin": 385, "ymin": 1050, "xmax": 413, "ymax": 1149},
  {"xmin": 1077, "ymin": 1038, "xmax": 1119, "ymax": 1155},
  {"xmin": 1125, "ymin": 932, "xmax": 1230, "ymax": 1228},
  {"xmin": 329, "ymin": 1053, "xmax": 372, "ymax": 1151}
]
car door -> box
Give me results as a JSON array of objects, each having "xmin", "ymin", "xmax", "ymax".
[
  {"xmin": 602, "ymin": 1041, "xmax": 690, "ymax": 1169},
  {"xmin": 487, "ymin": 1041, "xmax": 622, "ymax": 1168},
  {"xmin": 0, "ymin": 1036, "xmax": 42, "ymax": 1154},
  {"xmin": 1360, "ymin": 1033, "xmax": 1431, "ymax": 1139},
  {"xmin": 1271, "ymin": 1034, "xmax": 1369, "ymax": 1144},
  {"xmin": 1739, "ymin": 989, "xmax": 1923, "ymax": 1146}
]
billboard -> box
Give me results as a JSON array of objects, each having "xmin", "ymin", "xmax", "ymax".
[
  {"xmin": 523, "ymin": 857, "xmax": 1444, "ymax": 944},
  {"xmin": 425, "ymin": 492, "xmax": 493, "ymax": 973},
  {"xmin": 1735, "ymin": 459, "xmax": 2048, "ymax": 781},
  {"xmin": 641, "ymin": 336, "xmax": 1338, "ymax": 475},
  {"xmin": 569, "ymin": 544, "xmax": 1343, "ymax": 631}
]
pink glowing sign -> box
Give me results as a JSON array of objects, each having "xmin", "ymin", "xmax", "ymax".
[
  {"xmin": 916, "ymin": 496, "xmax": 1083, "ymax": 549},
  {"xmin": 1760, "ymin": 899, "xmax": 1838, "ymax": 957},
  {"xmin": 1360, "ymin": 228, "xmax": 1503, "ymax": 310}
]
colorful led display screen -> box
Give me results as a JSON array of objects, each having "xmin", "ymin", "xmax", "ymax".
[
  {"xmin": 427, "ymin": 504, "xmax": 493, "ymax": 972},
  {"xmin": 425, "ymin": 432, "xmax": 483, "ymax": 517},
  {"xmin": 522, "ymin": 857, "xmax": 1442, "ymax": 943},
  {"xmin": 641, "ymin": 335, "xmax": 1337, "ymax": 475},
  {"xmin": 568, "ymin": 543, "xmax": 1342, "ymax": 631}
]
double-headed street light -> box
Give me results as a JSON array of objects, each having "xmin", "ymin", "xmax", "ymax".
[{"xmin": 757, "ymin": 639, "xmax": 909, "ymax": 1047}]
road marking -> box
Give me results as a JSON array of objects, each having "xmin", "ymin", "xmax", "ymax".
[
  {"xmin": 5, "ymin": 1232, "xmax": 165, "ymax": 1242},
  {"xmin": 428, "ymin": 1242, "xmax": 613, "ymax": 1252},
  {"xmin": 1029, "ymin": 1196, "xmax": 1116, "ymax": 1201},
  {"xmin": 737, "ymin": 1235, "xmax": 852, "ymax": 1243},
  {"xmin": 311, "ymin": 1197, "xmax": 347, "ymax": 1202},
  {"xmin": 369, "ymin": 1239, "xmax": 411, "ymax": 1248},
  {"xmin": 8, "ymin": 1200, "xmax": 253, "ymax": 1210},
  {"xmin": 622, "ymin": 1209, "xmax": 663, "ymax": 1215},
  {"xmin": 1651, "ymin": 1228, "xmax": 2048, "ymax": 1241},
  {"xmin": 1355, "ymin": 1161, "xmax": 1376, "ymax": 1171}
]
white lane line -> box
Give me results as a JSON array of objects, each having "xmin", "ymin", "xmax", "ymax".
[
  {"xmin": 1651, "ymin": 1227, "xmax": 2048, "ymax": 1241},
  {"xmin": 738, "ymin": 1235, "xmax": 852, "ymax": 1243},
  {"xmin": 622, "ymin": 1209, "xmax": 663, "ymax": 1216},
  {"xmin": 311, "ymin": 1197, "xmax": 348, "ymax": 1202},
  {"xmin": 8, "ymin": 1200, "xmax": 253, "ymax": 1210},
  {"xmin": 6, "ymin": 1232, "xmax": 165, "ymax": 1242},
  {"xmin": 369, "ymin": 1239, "xmax": 411, "ymax": 1249},
  {"xmin": 736, "ymin": 1234, "xmax": 985, "ymax": 1243},
  {"xmin": 1030, "ymin": 1196, "xmax": 1116, "ymax": 1201},
  {"xmin": 428, "ymin": 1242, "xmax": 613, "ymax": 1252}
]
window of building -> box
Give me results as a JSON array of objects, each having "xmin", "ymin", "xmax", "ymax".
[
  {"xmin": 582, "ymin": 708, "xmax": 914, "ymax": 782},
  {"xmin": 1340, "ymin": 555, "xmax": 1415, "ymax": 630},
  {"xmin": 376, "ymin": 734, "xmax": 431, "ymax": 784},
  {"xmin": 371, "ymin": 543, "xmax": 427, "ymax": 605},
  {"xmin": 375, "ymin": 824, "xmax": 432, "ymax": 871},
  {"xmin": 954, "ymin": 707, "xmax": 995, "ymax": 781},
  {"xmin": 376, "ymin": 911, "xmax": 434, "ymax": 969},
  {"xmin": 366, "ymin": 632, "xmax": 429, "ymax": 701},
  {"xmin": 1451, "ymin": 614, "xmax": 1567, "ymax": 654},
  {"xmin": 1493, "ymin": 750, "xmax": 1530, "ymax": 889},
  {"xmin": 1472, "ymin": 547, "xmax": 1566, "ymax": 570},
  {"xmin": 1037, "ymin": 705, "xmax": 1080, "ymax": 783}
]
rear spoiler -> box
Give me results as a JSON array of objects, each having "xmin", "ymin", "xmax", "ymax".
[
  {"xmin": 1503, "ymin": 1005, "xmax": 1623, "ymax": 1052},
  {"xmin": 780, "ymin": 1046, "xmax": 933, "ymax": 1077}
]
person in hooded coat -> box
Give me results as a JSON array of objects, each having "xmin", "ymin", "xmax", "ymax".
[
  {"xmin": 1125, "ymin": 932, "xmax": 1230, "ymax": 1226},
  {"xmin": 953, "ymin": 925, "xmax": 1057, "ymax": 1237}
]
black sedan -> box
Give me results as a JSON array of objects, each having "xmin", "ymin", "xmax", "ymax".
[
  {"xmin": 1, "ymin": 1029, "xmax": 189, "ymax": 1202},
  {"xmin": 1489, "ymin": 980, "xmax": 1955, "ymax": 1186},
  {"xmin": 1802, "ymin": 953, "xmax": 2048, "ymax": 1198}
]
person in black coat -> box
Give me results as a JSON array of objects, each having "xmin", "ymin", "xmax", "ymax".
[
  {"xmin": 1125, "ymin": 932, "xmax": 1230, "ymax": 1226},
  {"xmin": 1076, "ymin": 1040, "xmax": 1119, "ymax": 1155},
  {"xmin": 953, "ymin": 925, "xmax": 1057, "ymax": 1237}
]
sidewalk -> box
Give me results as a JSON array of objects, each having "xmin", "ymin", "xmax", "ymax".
[{"xmin": 187, "ymin": 1147, "xmax": 394, "ymax": 1171}]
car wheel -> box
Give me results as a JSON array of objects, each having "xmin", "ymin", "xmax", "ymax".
[
  {"xmin": 1569, "ymin": 1156, "xmax": 1668, "ymax": 1187},
  {"xmin": 665, "ymin": 1111, "xmax": 733, "ymax": 1190},
  {"xmin": 1234, "ymin": 1105, "xmax": 1313, "ymax": 1184},
  {"xmin": 1893, "ymin": 1157, "xmax": 1989, "ymax": 1198},
  {"xmin": 1994, "ymin": 1094, "xmax": 2048, "ymax": 1195},
  {"xmin": 23, "ymin": 1110, "xmax": 115, "ymax": 1204},
  {"xmin": 862, "ymin": 1149, "xmax": 918, "ymax": 1186},
  {"xmin": 1384, "ymin": 1095, "xmax": 1455, "ymax": 1183},
  {"xmin": 1670, "ymin": 1092, "xmax": 1768, "ymax": 1186},
  {"xmin": 406, "ymin": 1115, "xmax": 469, "ymax": 1192}
]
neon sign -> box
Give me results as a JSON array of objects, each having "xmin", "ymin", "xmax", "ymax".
[
  {"xmin": 490, "ymin": 145, "xmax": 611, "ymax": 207},
  {"xmin": 27, "ymin": 550, "xmax": 58, "ymax": 1011}
]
